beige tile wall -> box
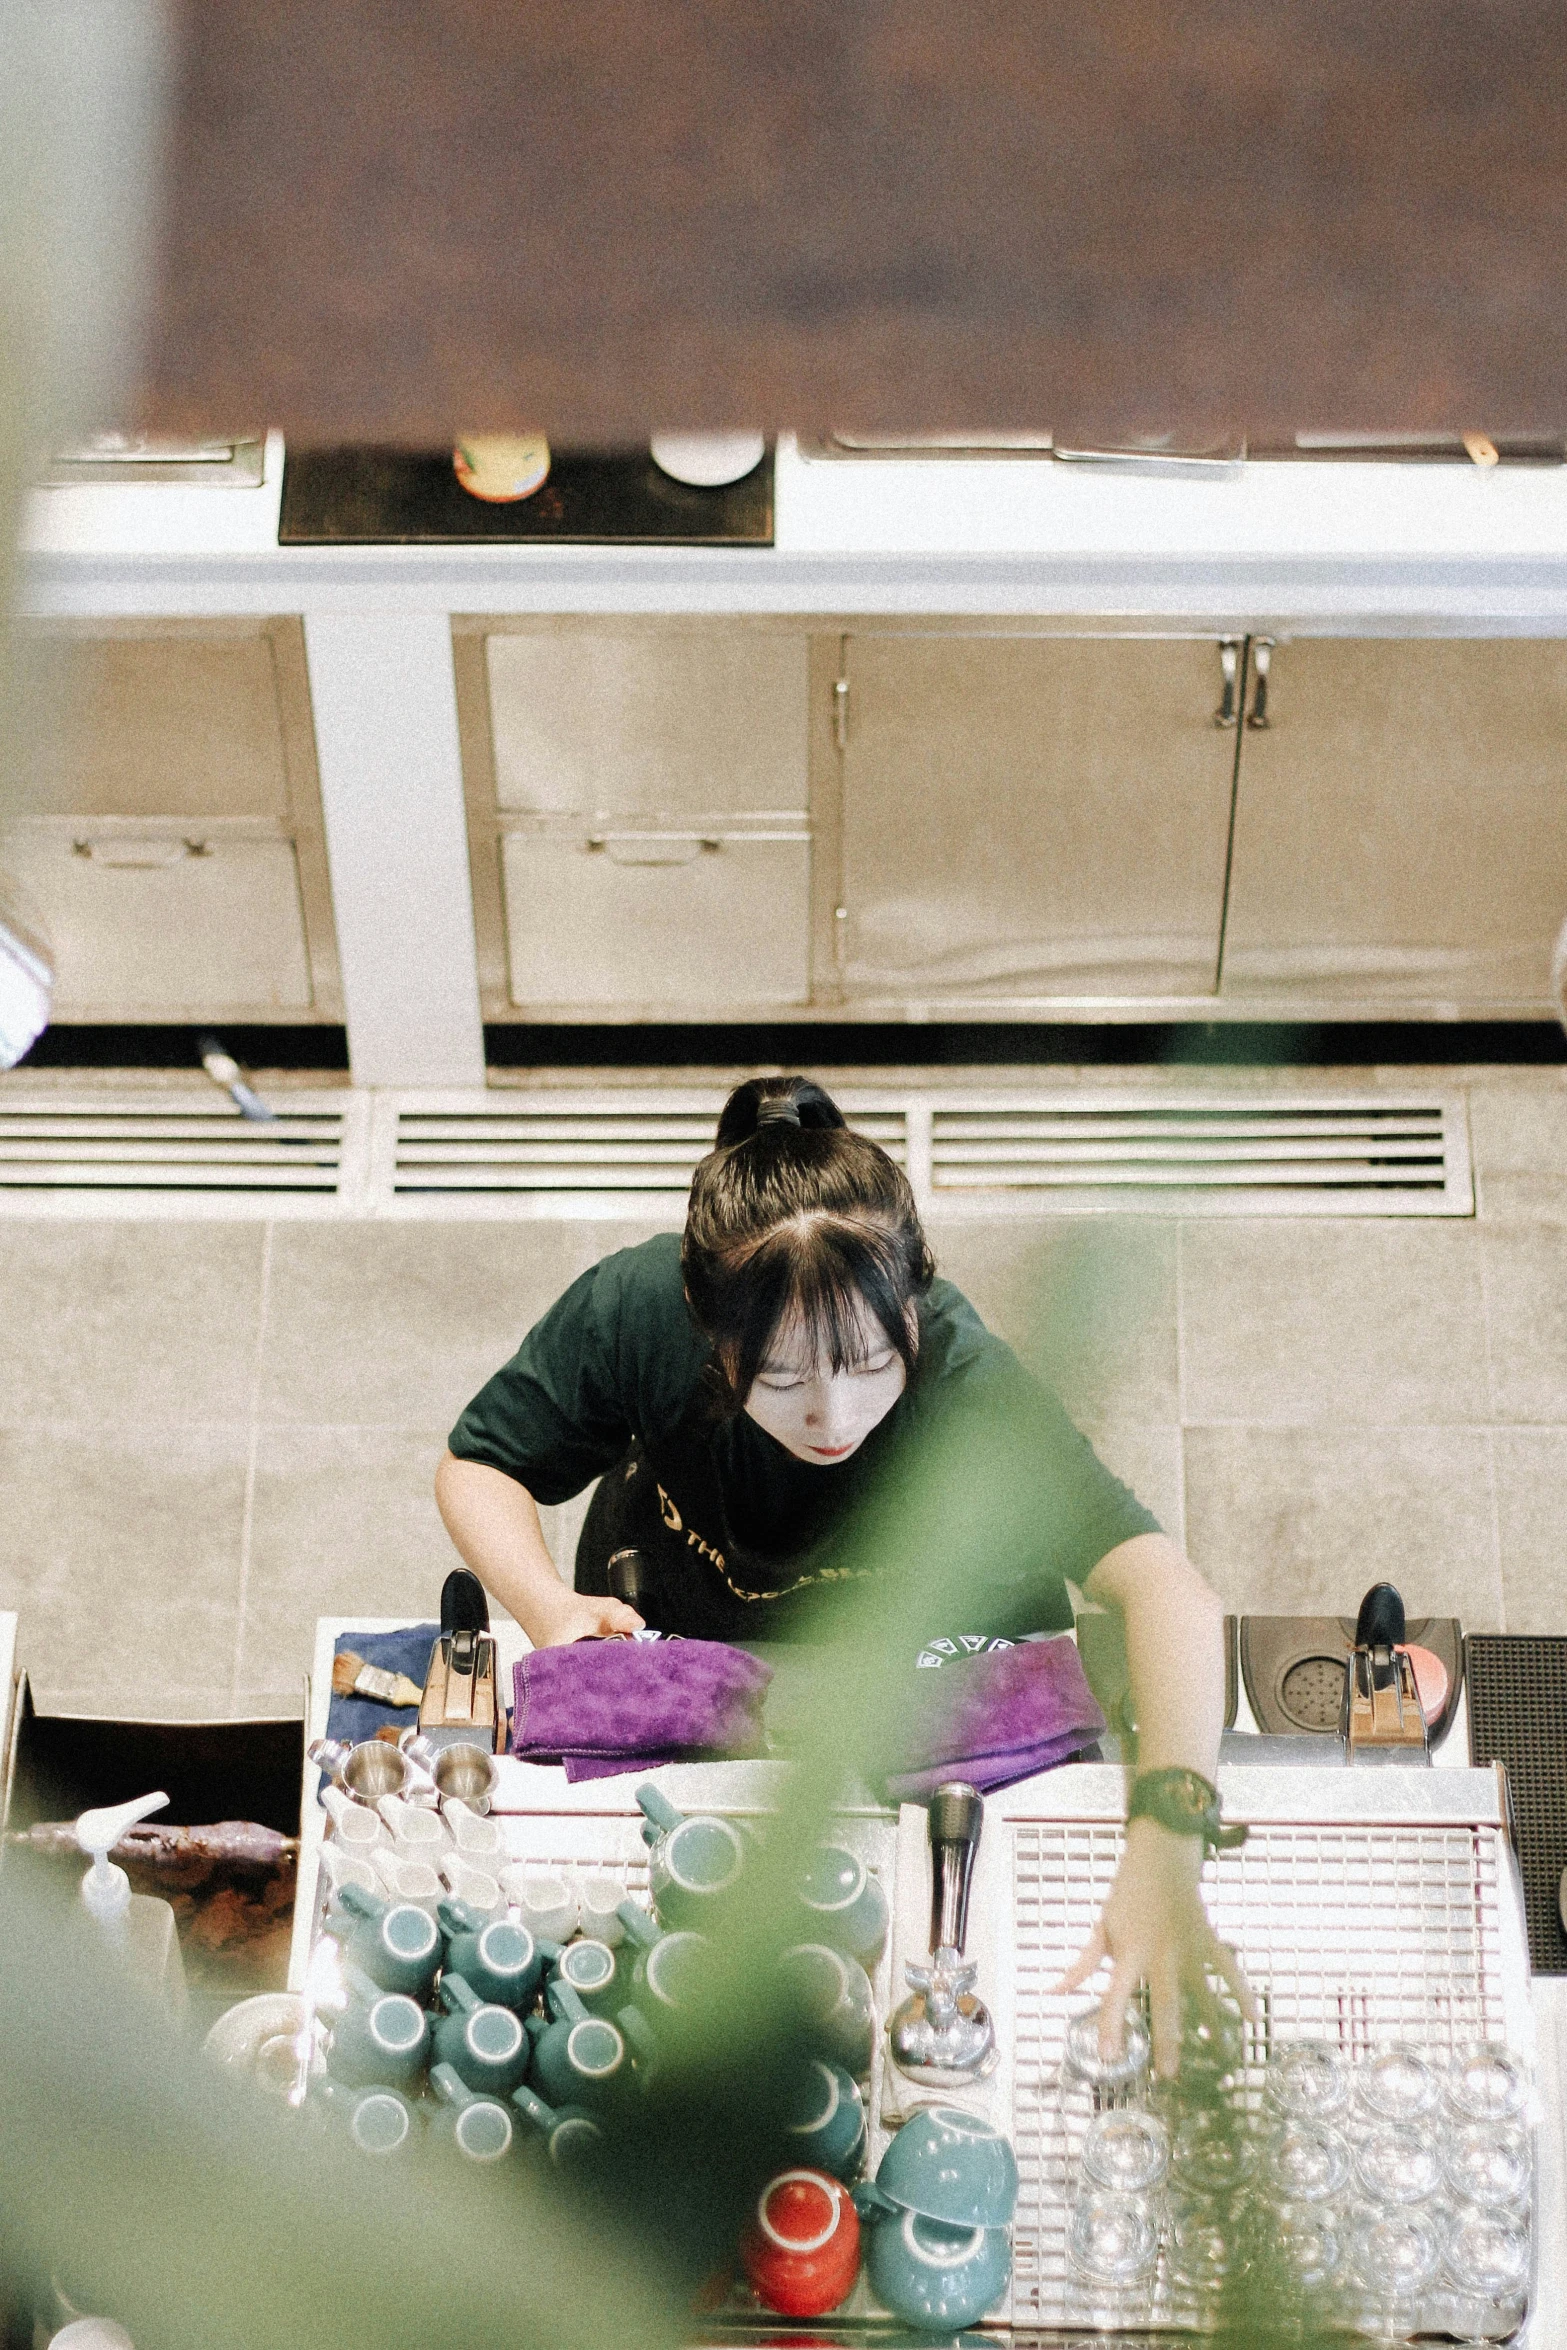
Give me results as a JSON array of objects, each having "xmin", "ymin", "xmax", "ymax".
[{"xmin": 0, "ymin": 1069, "xmax": 1561, "ymax": 1715}]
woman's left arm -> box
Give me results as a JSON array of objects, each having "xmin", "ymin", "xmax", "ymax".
[{"xmin": 1059, "ymin": 1531, "xmax": 1255, "ymax": 2076}]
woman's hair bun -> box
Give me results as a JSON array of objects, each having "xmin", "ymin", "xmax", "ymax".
[{"xmin": 715, "ymin": 1075, "xmax": 845, "ymax": 1148}]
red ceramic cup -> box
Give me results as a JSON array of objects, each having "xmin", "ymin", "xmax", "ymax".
[{"xmin": 742, "ymin": 2167, "xmax": 861, "ymax": 2317}]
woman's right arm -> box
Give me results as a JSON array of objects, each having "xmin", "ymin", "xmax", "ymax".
[{"xmin": 434, "ymin": 1451, "xmax": 644, "ymax": 1647}]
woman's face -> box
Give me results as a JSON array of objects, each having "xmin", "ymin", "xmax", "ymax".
[{"xmin": 742, "ymin": 1294, "xmax": 908, "ymax": 1465}]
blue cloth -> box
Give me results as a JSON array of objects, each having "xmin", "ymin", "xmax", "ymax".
[{"xmin": 326, "ymin": 1624, "xmax": 438, "ymax": 1748}]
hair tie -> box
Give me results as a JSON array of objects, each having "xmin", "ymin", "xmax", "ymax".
[{"xmin": 756, "ymin": 1099, "xmax": 802, "ymax": 1129}]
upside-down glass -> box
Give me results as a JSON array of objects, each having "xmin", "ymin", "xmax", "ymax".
[
  {"xmin": 1066, "ymin": 2190, "xmax": 1160, "ymax": 2287},
  {"xmin": 1081, "ymin": 2109, "xmax": 1170, "ymax": 2196},
  {"xmin": 1445, "ymin": 2042, "xmax": 1531, "ymax": 2126},
  {"xmin": 1061, "ymin": 2005, "xmax": 1151, "ymax": 2094},
  {"xmin": 1265, "ymin": 2039, "xmax": 1350, "ymax": 2124},
  {"xmin": 1442, "ymin": 2202, "xmax": 1531, "ymax": 2301},
  {"xmin": 1346, "ymin": 2206, "xmax": 1442, "ymax": 2301},
  {"xmin": 1169, "ymin": 2104, "xmax": 1253, "ymax": 2197},
  {"xmin": 1353, "ymin": 2121, "xmax": 1444, "ymax": 2207},
  {"xmin": 1166, "ymin": 2196, "xmax": 1240, "ymax": 2296},
  {"xmin": 1442, "ymin": 2122, "xmax": 1531, "ymax": 2211},
  {"xmin": 1272, "ymin": 2200, "xmax": 1344, "ymax": 2293},
  {"xmin": 1269, "ymin": 2119, "xmax": 1351, "ymax": 2204},
  {"xmin": 1354, "ymin": 2043, "xmax": 1442, "ymax": 2125}
]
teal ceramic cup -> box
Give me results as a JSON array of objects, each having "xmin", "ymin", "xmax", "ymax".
[
  {"xmin": 798, "ymin": 1845, "xmax": 890, "ymax": 1970},
  {"xmin": 512, "ymin": 2085, "xmax": 607, "ymax": 2176},
  {"xmin": 636, "ymin": 1785, "xmax": 747, "ymax": 1930},
  {"xmin": 529, "ymin": 1979, "xmax": 633, "ymax": 2111},
  {"xmin": 339, "ymin": 2084, "xmax": 421, "ymax": 2160},
  {"xmin": 784, "ymin": 2059, "xmax": 867, "ymax": 2182},
  {"xmin": 862, "ymin": 2204, "xmax": 1011, "ymax": 2329},
  {"xmin": 429, "ymin": 2062, "xmax": 517, "ymax": 2165},
  {"xmin": 432, "ymin": 1973, "xmax": 530, "ymax": 2097},
  {"xmin": 438, "ymin": 1898, "xmax": 548, "ymax": 2011},
  {"xmin": 552, "ymin": 1936, "xmax": 620, "ymax": 2017},
  {"xmin": 616, "ymin": 1900, "xmax": 712, "ymax": 2025},
  {"xmin": 334, "ymin": 1881, "xmax": 442, "ymax": 1999},
  {"xmin": 779, "ymin": 1943, "xmax": 877, "ymax": 2079},
  {"xmin": 860, "ymin": 2105, "xmax": 1019, "ymax": 2229},
  {"xmin": 327, "ymin": 1968, "xmax": 430, "ymax": 2091}
]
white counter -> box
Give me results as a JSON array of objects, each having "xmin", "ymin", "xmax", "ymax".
[{"xmin": 21, "ymin": 434, "xmax": 1567, "ymax": 626}]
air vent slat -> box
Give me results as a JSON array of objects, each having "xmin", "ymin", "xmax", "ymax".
[{"xmin": 0, "ymin": 1095, "xmax": 347, "ymax": 1209}]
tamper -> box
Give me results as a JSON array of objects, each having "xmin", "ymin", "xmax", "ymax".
[{"xmin": 889, "ymin": 1781, "xmax": 998, "ymax": 2085}]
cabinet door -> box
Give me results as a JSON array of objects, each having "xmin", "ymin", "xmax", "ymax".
[
  {"xmin": 2, "ymin": 824, "xmax": 313, "ymax": 1015},
  {"xmin": 1221, "ymin": 640, "xmax": 1567, "ymax": 1008},
  {"xmin": 836, "ymin": 635, "xmax": 1237, "ymax": 1001}
]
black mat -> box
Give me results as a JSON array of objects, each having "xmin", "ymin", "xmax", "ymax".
[
  {"xmin": 279, "ymin": 444, "xmax": 773, "ymax": 544},
  {"xmin": 1466, "ymin": 1633, "xmax": 1567, "ymax": 1973}
]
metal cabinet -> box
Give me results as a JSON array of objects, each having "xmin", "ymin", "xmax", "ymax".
[
  {"xmin": 820, "ymin": 632, "xmax": 1240, "ymax": 1007},
  {"xmin": 1221, "ymin": 638, "xmax": 1567, "ymax": 1012},
  {"xmin": 457, "ymin": 621, "xmax": 811, "ymax": 1016},
  {"xmin": 1, "ymin": 618, "xmax": 339, "ymax": 1020}
]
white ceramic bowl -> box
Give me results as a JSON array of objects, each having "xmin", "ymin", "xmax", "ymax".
[{"xmin": 650, "ymin": 431, "xmax": 765, "ymax": 487}]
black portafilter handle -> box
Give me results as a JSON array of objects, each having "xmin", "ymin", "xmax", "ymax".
[
  {"xmin": 1355, "ymin": 1582, "xmax": 1406, "ymax": 1688},
  {"xmin": 608, "ymin": 1548, "xmax": 649, "ymax": 1609},
  {"xmin": 928, "ymin": 1781, "xmax": 984, "ymax": 1957}
]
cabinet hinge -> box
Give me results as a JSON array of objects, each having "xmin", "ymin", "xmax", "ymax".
[{"xmin": 832, "ymin": 674, "xmax": 849, "ymax": 750}]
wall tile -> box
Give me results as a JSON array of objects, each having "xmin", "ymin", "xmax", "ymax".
[
  {"xmin": 1079, "ymin": 1424, "xmax": 1185, "ymax": 1550},
  {"xmin": 932, "ymin": 1219, "xmax": 1178, "ymax": 1422},
  {"xmin": 1183, "ymin": 1424, "xmax": 1500, "ymax": 1625},
  {"xmin": 1494, "ymin": 1427, "xmax": 1567, "ymax": 1634},
  {"xmin": 0, "ymin": 1424, "xmax": 247, "ymax": 1710},
  {"xmin": 257, "ymin": 1220, "xmax": 667, "ymax": 1429},
  {"xmin": 1482, "ymin": 1225, "xmax": 1567, "ymax": 1423},
  {"xmin": 0, "ymin": 1222, "xmax": 265, "ymax": 1425},
  {"xmin": 1180, "ymin": 1221, "xmax": 1488, "ymax": 1427}
]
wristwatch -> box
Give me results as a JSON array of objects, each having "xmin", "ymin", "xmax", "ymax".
[{"xmin": 1127, "ymin": 1767, "xmax": 1248, "ymax": 1852}]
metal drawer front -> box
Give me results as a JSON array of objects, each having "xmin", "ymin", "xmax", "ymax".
[
  {"xmin": 501, "ymin": 826, "xmax": 810, "ymax": 1012},
  {"xmin": 2, "ymin": 822, "xmax": 313, "ymax": 1014}
]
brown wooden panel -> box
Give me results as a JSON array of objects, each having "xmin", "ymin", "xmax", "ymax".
[{"xmin": 140, "ymin": 1, "xmax": 1567, "ymax": 440}]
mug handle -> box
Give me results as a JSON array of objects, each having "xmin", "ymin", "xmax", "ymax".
[
  {"xmin": 636, "ymin": 1785, "xmax": 684, "ymax": 1836},
  {"xmin": 850, "ymin": 2181, "xmax": 898, "ymax": 2220}
]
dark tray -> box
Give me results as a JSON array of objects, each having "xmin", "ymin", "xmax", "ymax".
[{"xmin": 278, "ymin": 443, "xmax": 773, "ymax": 545}]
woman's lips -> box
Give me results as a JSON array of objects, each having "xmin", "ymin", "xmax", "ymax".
[{"xmin": 808, "ymin": 1441, "xmax": 857, "ymax": 1458}]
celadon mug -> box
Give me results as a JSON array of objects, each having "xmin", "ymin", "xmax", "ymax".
[
  {"xmin": 432, "ymin": 1974, "xmax": 530, "ymax": 2097},
  {"xmin": 326, "ymin": 1968, "xmax": 429, "ymax": 2092},
  {"xmin": 429, "ymin": 2062, "xmax": 517, "ymax": 2165},
  {"xmin": 784, "ymin": 2058, "xmax": 867, "ymax": 2182},
  {"xmin": 438, "ymin": 1898, "xmax": 549, "ymax": 2010},
  {"xmin": 779, "ymin": 1943, "xmax": 876, "ymax": 2078},
  {"xmin": 636, "ymin": 1785, "xmax": 747, "ymax": 1930},
  {"xmin": 529, "ymin": 1979, "xmax": 633, "ymax": 2112},
  {"xmin": 798, "ymin": 1844, "xmax": 890, "ymax": 1970},
  {"xmin": 861, "ymin": 2202, "xmax": 1011, "ymax": 2329}
]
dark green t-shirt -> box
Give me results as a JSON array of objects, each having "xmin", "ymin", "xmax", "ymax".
[{"xmin": 449, "ymin": 1234, "xmax": 1158, "ymax": 1638}]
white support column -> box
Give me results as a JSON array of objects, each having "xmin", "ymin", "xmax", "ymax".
[{"xmin": 304, "ymin": 612, "xmax": 486, "ymax": 1088}]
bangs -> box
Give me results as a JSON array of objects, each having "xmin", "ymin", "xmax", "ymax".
[{"xmin": 718, "ymin": 1217, "xmax": 919, "ymax": 1409}]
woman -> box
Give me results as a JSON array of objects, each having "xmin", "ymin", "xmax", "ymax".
[{"xmin": 436, "ymin": 1074, "xmax": 1250, "ymax": 2072}]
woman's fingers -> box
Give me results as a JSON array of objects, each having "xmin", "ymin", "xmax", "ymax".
[
  {"xmin": 1051, "ymin": 1922, "xmax": 1107, "ymax": 1998},
  {"xmin": 1210, "ymin": 1936, "xmax": 1259, "ymax": 2023},
  {"xmin": 605, "ymin": 1599, "xmax": 646, "ymax": 1633},
  {"xmin": 1149, "ymin": 1959, "xmax": 1184, "ymax": 2079},
  {"xmin": 1096, "ymin": 1955, "xmax": 1140, "ymax": 2061}
]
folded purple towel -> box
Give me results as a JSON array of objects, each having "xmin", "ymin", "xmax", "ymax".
[
  {"xmin": 511, "ymin": 1640, "xmax": 773, "ymax": 1778},
  {"xmin": 882, "ymin": 1638, "xmax": 1104, "ymax": 1801}
]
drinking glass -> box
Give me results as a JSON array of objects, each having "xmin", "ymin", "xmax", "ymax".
[
  {"xmin": 1272, "ymin": 2200, "xmax": 1344, "ymax": 2293},
  {"xmin": 1354, "ymin": 2043, "xmax": 1441, "ymax": 2124},
  {"xmin": 1169, "ymin": 2105, "xmax": 1253, "ymax": 2197},
  {"xmin": 1166, "ymin": 2196, "xmax": 1239, "ymax": 2296},
  {"xmin": 1269, "ymin": 2119, "xmax": 1351, "ymax": 2204},
  {"xmin": 1081, "ymin": 2109, "xmax": 1169, "ymax": 2196},
  {"xmin": 1265, "ymin": 2039, "xmax": 1350, "ymax": 2123},
  {"xmin": 1442, "ymin": 2202, "xmax": 1531, "ymax": 2301},
  {"xmin": 1061, "ymin": 2004, "xmax": 1151, "ymax": 2094},
  {"xmin": 1066, "ymin": 2190, "xmax": 1159, "ymax": 2287},
  {"xmin": 1346, "ymin": 2206, "xmax": 1442, "ymax": 2301},
  {"xmin": 1353, "ymin": 2121, "xmax": 1443, "ymax": 2207},
  {"xmin": 1444, "ymin": 2041, "xmax": 1530, "ymax": 2126},
  {"xmin": 1442, "ymin": 2122, "xmax": 1531, "ymax": 2212}
]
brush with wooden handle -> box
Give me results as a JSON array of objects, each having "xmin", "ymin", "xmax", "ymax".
[{"xmin": 332, "ymin": 1651, "xmax": 425, "ymax": 1709}]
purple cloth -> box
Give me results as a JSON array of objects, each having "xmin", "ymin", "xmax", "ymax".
[
  {"xmin": 511, "ymin": 1640, "xmax": 773, "ymax": 1783},
  {"xmin": 881, "ymin": 1638, "xmax": 1105, "ymax": 1801}
]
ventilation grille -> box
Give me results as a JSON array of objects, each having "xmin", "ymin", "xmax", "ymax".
[
  {"xmin": 0, "ymin": 1087, "xmax": 1472, "ymax": 1217},
  {"xmin": 390, "ymin": 1100, "xmax": 906, "ymax": 1201},
  {"xmin": 928, "ymin": 1095, "xmax": 1471, "ymax": 1215},
  {"xmin": 0, "ymin": 1097, "xmax": 347, "ymax": 1207},
  {"xmin": 1465, "ymin": 1633, "xmax": 1567, "ymax": 1974}
]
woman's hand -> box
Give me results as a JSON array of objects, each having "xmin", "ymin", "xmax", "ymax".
[
  {"xmin": 1054, "ymin": 1818, "xmax": 1256, "ymax": 2078},
  {"xmin": 530, "ymin": 1588, "xmax": 646, "ymax": 1646}
]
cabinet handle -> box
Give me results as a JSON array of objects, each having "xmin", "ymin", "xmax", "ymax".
[
  {"xmin": 71, "ymin": 837, "xmax": 212, "ymax": 867},
  {"xmin": 1213, "ymin": 639, "xmax": 1240, "ymax": 728},
  {"xmin": 833, "ymin": 674, "xmax": 850, "ymax": 750},
  {"xmin": 1246, "ymin": 637, "xmax": 1274, "ymax": 729},
  {"xmin": 584, "ymin": 832, "xmax": 721, "ymax": 866}
]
